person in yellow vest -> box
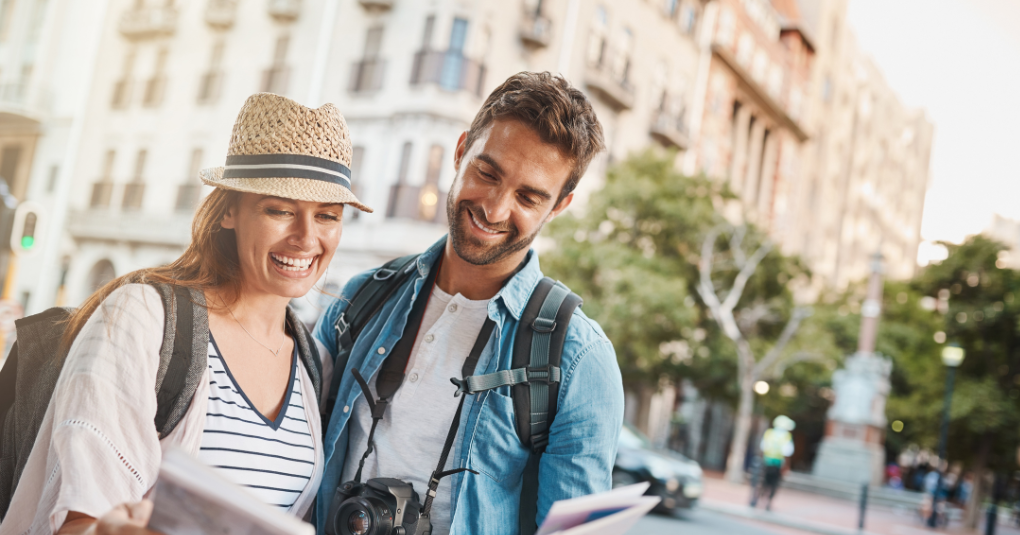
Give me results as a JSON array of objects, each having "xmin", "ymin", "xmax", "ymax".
[{"xmin": 753, "ymin": 415, "xmax": 795, "ymax": 510}]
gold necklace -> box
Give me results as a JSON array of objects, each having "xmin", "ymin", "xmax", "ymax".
[{"xmin": 227, "ymin": 307, "xmax": 286, "ymax": 357}]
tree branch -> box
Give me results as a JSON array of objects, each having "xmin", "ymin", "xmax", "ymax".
[
  {"xmin": 720, "ymin": 240, "xmax": 772, "ymax": 313},
  {"xmin": 754, "ymin": 306, "xmax": 813, "ymax": 377}
]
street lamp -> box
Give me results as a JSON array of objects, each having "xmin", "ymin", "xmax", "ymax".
[{"xmin": 928, "ymin": 343, "xmax": 965, "ymax": 527}]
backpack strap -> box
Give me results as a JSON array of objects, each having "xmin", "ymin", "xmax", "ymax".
[
  {"xmin": 287, "ymin": 307, "xmax": 323, "ymax": 403},
  {"xmin": 451, "ymin": 277, "xmax": 582, "ymax": 535},
  {"xmin": 322, "ymin": 254, "xmax": 420, "ymax": 429},
  {"xmin": 151, "ymin": 284, "xmax": 209, "ymax": 439}
]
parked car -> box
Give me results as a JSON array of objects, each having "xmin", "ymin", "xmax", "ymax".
[{"xmin": 613, "ymin": 423, "xmax": 703, "ymax": 514}]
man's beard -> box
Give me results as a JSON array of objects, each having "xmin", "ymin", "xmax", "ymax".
[{"xmin": 446, "ymin": 194, "xmax": 540, "ymax": 266}]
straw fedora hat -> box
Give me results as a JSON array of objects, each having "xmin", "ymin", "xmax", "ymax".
[{"xmin": 200, "ymin": 92, "xmax": 372, "ymax": 212}]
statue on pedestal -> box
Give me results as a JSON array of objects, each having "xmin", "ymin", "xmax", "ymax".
[{"xmin": 813, "ymin": 253, "xmax": 893, "ymax": 486}]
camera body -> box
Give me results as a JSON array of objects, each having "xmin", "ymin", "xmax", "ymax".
[{"xmin": 326, "ymin": 478, "xmax": 432, "ymax": 535}]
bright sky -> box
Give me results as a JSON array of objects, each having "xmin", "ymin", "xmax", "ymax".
[{"xmin": 846, "ymin": 0, "xmax": 1020, "ymax": 260}]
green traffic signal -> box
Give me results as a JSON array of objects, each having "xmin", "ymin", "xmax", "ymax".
[
  {"xmin": 20, "ymin": 235, "xmax": 34, "ymax": 249},
  {"xmin": 19, "ymin": 212, "xmax": 36, "ymax": 250}
]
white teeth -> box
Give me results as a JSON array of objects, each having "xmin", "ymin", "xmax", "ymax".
[
  {"xmin": 271, "ymin": 253, "xmax": 315, "ymax": 271},
  {"xmin": 470, "ymin": 212, "xmax": 501, "ymax": 234}
]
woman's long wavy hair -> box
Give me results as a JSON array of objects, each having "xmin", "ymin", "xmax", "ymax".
[{"xmin": 62, "ymin": 188, "xmax": 243, "ymax": 350}]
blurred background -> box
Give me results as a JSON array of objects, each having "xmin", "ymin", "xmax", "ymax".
[{"xmin": 0, "ymin": 0, "xmax": 1016, "ymax": 533}]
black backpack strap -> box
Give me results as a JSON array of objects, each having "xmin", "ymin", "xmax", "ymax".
[
  {"xmin": 322, "ymin": 254, "xmax": 420, "ymax": 428},
  {"xmin": 152, "ymin": 284, "xmax": 208, "ymax": 439}
]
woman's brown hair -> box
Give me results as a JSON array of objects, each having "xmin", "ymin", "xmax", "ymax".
[{"xmin": 62, "ymin": 188, "xmax": 242, "ymax": 349}]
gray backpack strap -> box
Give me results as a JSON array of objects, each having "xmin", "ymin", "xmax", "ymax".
[
  {"xmin": 453, "ymin": 277, "xmax": 582, "ymax": 535},
  {"xmin": 151, "ymin": 284, "xmax": 209, "ymax": 439},
  {"xmin": 287, "ymin": 306, "xmax": 323, "ymax": 403}
]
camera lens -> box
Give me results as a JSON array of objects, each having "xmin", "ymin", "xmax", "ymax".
[{"xmin": 347, "ymin": 510, "xmax": 371, "ymax": 535}]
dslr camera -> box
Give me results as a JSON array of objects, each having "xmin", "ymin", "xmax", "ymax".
[{"xmin": 326, "ymin": 477, "xmax": 431, "ymax": 535}]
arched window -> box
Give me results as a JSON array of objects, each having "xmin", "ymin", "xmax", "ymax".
[{"xmin": 87, "ymin": 259, "xmax": 116, "ymax": 293}]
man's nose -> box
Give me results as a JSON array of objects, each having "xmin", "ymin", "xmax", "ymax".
[{"xmin": 481, "ymin": 188, "xmax": 514, "ymax": 224}]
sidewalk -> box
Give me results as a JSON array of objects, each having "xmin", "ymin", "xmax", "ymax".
[{"xmin": 698, "ymin": 472, "xmax": 1020, "ymax": 535}]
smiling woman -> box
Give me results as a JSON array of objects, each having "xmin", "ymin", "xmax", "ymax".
[{"xmin": 0, "ymin": 94, "xmax": 373, "ymax": 535}]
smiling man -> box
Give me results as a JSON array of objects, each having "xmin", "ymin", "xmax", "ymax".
[{"xmin": 313, "ymin": 72, "xmax": 624, "ymax": 535}]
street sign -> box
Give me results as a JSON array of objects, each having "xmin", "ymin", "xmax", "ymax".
[{"xmin": 10, "ymin": 201, "xmax": 44, "ymax": 257}]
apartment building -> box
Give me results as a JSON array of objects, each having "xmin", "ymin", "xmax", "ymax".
[
  {"xmin": 783, "ymin": 0, "xmax": 933, "ymax": 288},
  {"xmin": 11, "ymin": 0, "xmax": 708, "ymax": 317}
]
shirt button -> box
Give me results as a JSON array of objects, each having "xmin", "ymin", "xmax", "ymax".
[
  {"xmin": 409, "ymin": 373, "xmax": 419, "ymax": 383},
  {"xmin": 343, "ymin": 405, "xmax": 350, "ymax": 413},
  {"xmin": 425, "ymin": 334, "xmax": 435, "ymax": 343},
  {"xmin": 377, "ymin": 347, "xmax": 386, "ymax": 354},
  {"xmin": 448, "ymin": 304, "xmax": 458, "ymax": 313}
]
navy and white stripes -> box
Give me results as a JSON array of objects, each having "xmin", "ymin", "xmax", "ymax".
[{"xmin": 198, "ymin": 336, "xmax": 315, "ymax": 511}]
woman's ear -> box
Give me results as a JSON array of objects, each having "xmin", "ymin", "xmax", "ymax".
[{"xmin": 220, "ymin": 204, "xmax": 237, "ymax": 230}]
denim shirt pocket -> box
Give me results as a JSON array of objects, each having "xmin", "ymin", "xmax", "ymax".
[{"xmin": 466, "ymin": 390, "xmax": 529, "ymax": 483}]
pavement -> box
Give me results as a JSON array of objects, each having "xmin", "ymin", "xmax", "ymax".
[{"xmin": 692, "ymin": 472, "xmax": 1020, "ymax": 535}]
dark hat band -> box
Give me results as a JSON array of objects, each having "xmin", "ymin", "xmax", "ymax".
[{"xmin": 222, "ymin": 154, "xmax": 352, "ymax": 190}]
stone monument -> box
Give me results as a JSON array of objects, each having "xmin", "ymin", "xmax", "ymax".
[{"xmin": 813, "ymin": 253, "xmax": 892, "ymax": 486}]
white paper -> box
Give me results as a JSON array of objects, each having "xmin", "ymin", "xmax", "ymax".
[
  {"xmin": 147, "ymin": 448, "xmax": 314, "ymax": 535},
  {"xmin": 536, "ymin": 483, "xmax": 660, "ymax": 535}
]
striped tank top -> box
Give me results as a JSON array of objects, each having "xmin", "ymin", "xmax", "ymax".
[{"xmin": 198, "ymin": 335, "xmax": 315, "ymax": 511}]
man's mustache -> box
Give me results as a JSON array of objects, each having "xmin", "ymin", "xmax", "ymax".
[{"xmin": 463, "ymin": 203, "xmax": 514, "ymax": 234}]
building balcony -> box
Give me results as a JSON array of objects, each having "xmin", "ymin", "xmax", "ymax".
[
  {"xmin": 267, "ymin": 0, "xmax": 301, "ymax": 22},
  {"xmin": 205, "ymin": 0, "xmax": 237, "ymax": 29},
  {"xmin": 349, "ymin": 58, "xmax": 385, "ymax": 94},
  {"xmin": 649, "ymin": 110, "xmax": 689, "ymax": 150},
  {"xmin": 584, "ymin": 60, "xmax": 634, "ymax": 111},
  {"xmin": 386, "ymin": 183, "xmax": 447, "ymax": 224},
  {"xmin": 409, "ymin": 49, "xmax": 486, "ymax": 97},
  {"xmin": 89, "ymin": 181, "xmax": 113, "ymax": 209},
  {"xmin": 358, "ymin": 0, "xmax": 393, "ymax": 10},
  {"xmin": 0, "ymin": 82, "xmax": 25, "ymax": 106},
  {"xmin": 519, "ymin": 13, "xmax": 552, "ymax": 48},
  {"xmin": 68, "ymin": 209, "xmax": 194, "ymax": 247},
  {"xmin": 122, "ymin": 182, "xmax": 145, "ymax": 210},
  {"xmin": 261, "ymin": 65, "xmax": 290, "ymax": 94},
  {"xmin": 711, "ymin": 44, "xmax": 808, "ymax": 141},
  {"xmin": 119, "ymin": 5, "xmax": 178, "ymax": 40}
]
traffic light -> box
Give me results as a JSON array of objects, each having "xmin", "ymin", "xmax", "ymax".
[{"xmin": 10, "ymin": 202, "xmax": 44, "ymax": 256}]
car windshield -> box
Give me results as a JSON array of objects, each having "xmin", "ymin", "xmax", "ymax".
[{"xmin": 618, "ymin": 423, "xmax": 652, "ymax": 449}]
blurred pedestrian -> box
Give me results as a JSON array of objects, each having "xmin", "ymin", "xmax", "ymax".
[{"xmin": 752, "ymin": 415, "xmax": 795, "ymax": 511}]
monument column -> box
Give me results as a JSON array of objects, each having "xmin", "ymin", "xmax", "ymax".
[{"xmin": 812, "ymin": 252, "xmax": 892, "ymax": 486}]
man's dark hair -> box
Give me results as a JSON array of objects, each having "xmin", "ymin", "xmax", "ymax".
[{"xmin": 464, "ymin": 72, "xmax": 606, "ymax": 206}]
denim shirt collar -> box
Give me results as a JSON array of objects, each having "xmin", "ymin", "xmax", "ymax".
[{"xmin": 416, "ymin": 235, "xmax": 543, "ymax": 321}]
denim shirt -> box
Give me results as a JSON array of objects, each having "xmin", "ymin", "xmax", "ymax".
[{"xmin": 312, "ymin": 237, "xmax": 624, "ymax": 534}]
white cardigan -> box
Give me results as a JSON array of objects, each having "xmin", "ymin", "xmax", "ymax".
[{"xmin": 0, "ymin": 284, "xmax": 331, "ymax": 535}]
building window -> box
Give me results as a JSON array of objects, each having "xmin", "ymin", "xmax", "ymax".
[
  {"xmin": 680, "ymin": 3, "xmax": 698, "ymax": 35},
  {"xmin": 176, "ymin": 148, "xmax": 203, "ymax": 211},
  {"xmin": 261, "ymin": 34, "xmax": 290, "ymax": 94},
  {"xmin": 197, "ymin": 40, "xmax": 225, "ymax": 104},
  {"xmin": 0, "ymin": 0, "xmax": 14, "ymax": 42},
  {"xmin": 409, "ymin": 16, "xmax": 485, "ymax": 96},
  {"xmin": 87, "ymin": 259, "xmax": 116, "ymax": 293},
  {"xmin": 347, "ymin": 145, "xmax": 364, "ymax": 220},
  {"xmin": 142, "ymin": 48, "xmax": 168, "ymax": 107},
  {"xmin": 90, "ymin": 150, "xmax": 116, "ymax": 209},
  {"xmin": 387, "ymin": 142, "xmax": 414, "ymax": 218},
  {"xmin": 664, "ymin": 0, "xmax": 678, "ymax": 19},
  {"xmin": 122, "ymin": 149, "xmax": 147, "ymax": 210},
  {"xmin": 111, "ymin": 49, "xmax": 136, "ymax": 109},
  {"xmin": 586, "ymin": 6, "xmax": 608, "ymax": 68},
  {"xmin": 419, "ymin": 144, "xmax": 444, "ymax": 221},
  {"xmin": 349, "ymin": 26, "xmax": 385, "ymax": 93}
]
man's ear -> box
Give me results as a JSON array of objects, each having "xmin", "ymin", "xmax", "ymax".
[
  {"xmin": 546, "ymin": 192, "xmax": 574, "ymax": 223},
  {"xmin": 453, "ymin": 131, "xmax": 469, "ymax": 171}
]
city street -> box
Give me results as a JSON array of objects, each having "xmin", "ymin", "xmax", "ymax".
[{"xmin": 626, "ymin": 508, "xmax": 807, "ymax": 535}]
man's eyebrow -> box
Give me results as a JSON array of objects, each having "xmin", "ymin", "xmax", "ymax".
[
  {"xmin": 474, "ymin": 153, "xmax": 506, "ymax": 176},
  {"xmin": 521, "ymin": 184, "xmax": 553, "ymax": 201}
]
